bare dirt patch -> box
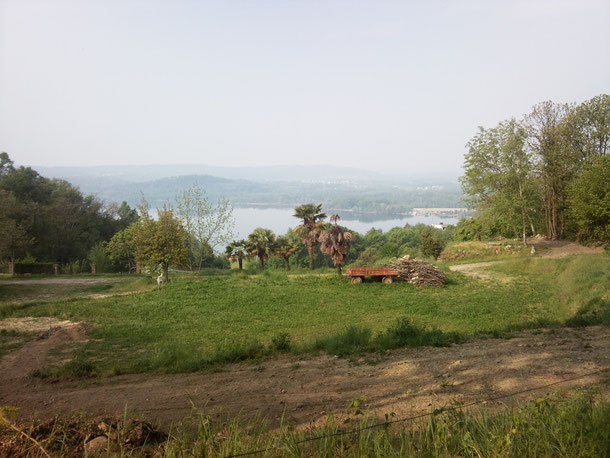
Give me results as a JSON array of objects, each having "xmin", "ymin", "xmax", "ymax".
[
  {"xmin": 0, "ymin": 319, "xmax": 89, "ymax": 380},
  {"xmin": 449, "ymin": 261, "xmax": 506, "ymax": 281},
  {"xmin": 449, "ymin": 240, "xmax": 604, "ymax": 281},
  {"xmin": 0, "ymin": 322, "xmax": 608, "ymax": 431},
  {"xmin": 0, "ymin": 277, "xmax": 117, "ymax": 286},
  {"xmin": 531, "ymin": 240, "xmax": 604, "ymax": 258},
  {"xmin": 0, "ymin": 317, "xmax": 81, "ymax": 333}
]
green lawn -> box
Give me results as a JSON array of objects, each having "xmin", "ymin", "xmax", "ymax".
[
  {"xmin": 1, "ymin": 253, "xmax": 608, "ymax": 376},
  {"xmin": 0, "ymin": 275, "xmax": 154, "ymax": 304}
]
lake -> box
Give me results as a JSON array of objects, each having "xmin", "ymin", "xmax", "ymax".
[{"xmin": 231, "ymin": 207, "xmax": 458, "ymax": 239}]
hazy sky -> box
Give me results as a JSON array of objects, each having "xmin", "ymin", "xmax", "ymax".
[{"xmin": 1, "ymin": 0, "xmax": 608, "ymax": 175}]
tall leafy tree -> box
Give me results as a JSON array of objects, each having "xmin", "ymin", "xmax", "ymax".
[
  {"xmin": 133, "ymin": 208, "xmax": 189, "ymax": 282},
  {"xmin": 175, "ymin": 184, "xmax": 235, "ymax": 270},
  {"xmin": 568, "ymin": 94, "xmax": 610, "ymax": 162},
  {"xmin": 294, "ymin": 203, "xmax": 326, "ymax": 270},
  {"xmin": 319, "ymin": 215, "xmax": 355, "ymax": 275},
  {"xmin": 567, "ymin": 155, "xmax": 610, "ymax": 245},
  {"xmin": 462, "ymin": 119, "xmax": 542, "ymax": 244},
  {"xmin": 0, "ymin": 190, "xmax": 28, "ymax": 263},
  {"xmin": 107, "ymin": 224, "xmax": 138, "ymax": 272},
  {"xmin": 526, "ymin": 101, "xmax": 577, "ymax": 240},
  {"xmin": 245, "ymin": 228, "xmax": 276, "ymax": 269},
  {"xmin": 0, "ymin": 152, "xmax": 14, "ymax": 176}
]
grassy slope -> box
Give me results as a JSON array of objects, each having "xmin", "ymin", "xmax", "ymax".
[
  {"xmin": 1, "ymin": 254, "xmax": 608, "ymax": 376},
  {"xmin": 0, "ymin": 276, "xmax": 154, "ymax": 304}
]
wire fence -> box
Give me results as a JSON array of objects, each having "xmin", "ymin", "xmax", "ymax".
[{"xmin": 226, "ymin": 368, "xmax": 609, "ymax": 457}]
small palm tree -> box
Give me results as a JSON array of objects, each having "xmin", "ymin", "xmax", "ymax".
[
  {"xmin": 225, "ymin": 239, "xmax": 246, "ymax": 270},
  {"xmin": 294, "ymin": 203, "xmax": 326, "ymax": 270},
  {"xmin": 245, "ymin": 228, "xmax": 276, "ymax": 269},
  {"xmin": 275, "ymin": 231, "xmax": 301, "ymax": 270},
  {"xmin": 319, "ymin": 215, "xmax": 355, "ymax": 275}
]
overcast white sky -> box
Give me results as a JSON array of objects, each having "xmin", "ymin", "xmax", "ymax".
[{"xmin": 1, "ymin": 0, "xmax": 608, "ymax": 175}]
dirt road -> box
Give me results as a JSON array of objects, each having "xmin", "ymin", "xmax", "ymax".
[
  {"xmin": 448, "ymin": 240, "xmax": 604, "ymax": 280},
  {"xmin": 0, "ymin": 319, "xmax": 607, "ymax": 430}
]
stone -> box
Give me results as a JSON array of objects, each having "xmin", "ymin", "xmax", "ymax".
[{"xmin": 85, "ymin": 436, "xmax": 107, "ymax": 454}]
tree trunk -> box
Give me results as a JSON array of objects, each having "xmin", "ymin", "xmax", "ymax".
[
  {"xmin": 308, "ymin": 244, "xmax": 313, "ymax": 270},
  {"xmin": 284, "ymin": 257, "xmax": 290, "ymax": 270},
  {"xmin": 528, "ymin": 216, "xmax": 536, "ymax": 237},
  {"xmin": 162, "ymin": 264, "xmax": 169, "ymax": 283},
  {"xmin": 259, "ymin": 256, "xmax": 265, "ymax": 269},
  {"xmin": 238, "ymin": 256, "xmax": 243, "ymax": 270},
  {"xmin": 519, "ymin": 183, "xmax": 527, "ymax": 247},
  {"xmin": 337, "ymin": 264, "xmax": 342, "ymax": 276},
  {"xmin": 545, "ymin": 182, "xmax": 559, "ymax": 240}
]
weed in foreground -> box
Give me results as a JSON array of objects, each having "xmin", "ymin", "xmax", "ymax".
[{"xmin": 1, "ymin": 389, "xmax": 607, "ymax": 457}]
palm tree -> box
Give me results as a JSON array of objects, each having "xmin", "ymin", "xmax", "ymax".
[
  {"xmin": 225, "ymin": 239, "xmax": 246, "ymax": 270},
  {"xmin": 293, "ymin": 203, "xmax": 326, "ymax": 270},
  {"xmin": 319, "ymin": 214, "xmax": 355, "ymax": 275},
  {"xmin": 274, "ymin": 231, "xmax": 301, "ymax": 270},
  {"xmin": 245, "ymin": 228, "xmax": 276, "ymax": 269}
]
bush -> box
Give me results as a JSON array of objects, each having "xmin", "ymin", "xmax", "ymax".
[
  {"xmin": 568, "ymin": 155, "xmax": 610, "ymax": 246},
  {"xmin": 375, "ymin": 317, "xmax": 464, "ymax": 349},
  {"xmin": 12, "ymin": 262, "xmax": 55, "ymax": 275},
  {"xmin": 313, "ymin": 326, "xmax": 372, "ymax": 356},
  {"xmin": 421, "ymin": 230, "xmax": 445, "ymax": 259},
  {"xmin": 564, "ymin": 297, "xmax": 610, "ymax": 327},
  {"xmin": 349, "ymin": 248, "xmax": 381, "ymax": 267},
  {"xmin": 270, "ymin": 333, "xmax": 292, "ymax": 352},
  {"xmin": 88, "ymin": 242, "xmax": 115, "ymax": 273}
]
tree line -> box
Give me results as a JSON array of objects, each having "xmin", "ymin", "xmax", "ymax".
[
  {"xmin": 0, "ymin": 155, "xmax": 234, "ymax": 275},
  {"xmin": 0, "ymin": 153, "xmax": 138, "ymax": 270},
  {"xmin": 460, "ymin": 94, "xmax": 609, "ymax": 245},
  {"xmin": 225, "ymin": 204, "xmax": 356, "ymax": 275},
  {"xmin": 224, "ymin": 203, "xmax": 451, "ymax": 276}
]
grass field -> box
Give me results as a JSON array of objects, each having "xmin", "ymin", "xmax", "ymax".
[
  {"xmin": 0, "ymin": 275, "xmax": 154, "ymax": 304},
  {"xmin": 1, "ymin": 252, "xmax": 608, "ymax": 377}
]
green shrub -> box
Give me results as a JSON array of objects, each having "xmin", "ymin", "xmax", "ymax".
[
  {"xmin": 374, "ymin": 317, "xmax": 464, "ymax": 349},
  {"xmin": 421, "ymin": 229, "xmax": 446, "ymax": 259},
  {"xmin": 565, "ymin": 297, "xmax": 610, "ymax": 327},
  {"xmin": 270, "ymin": 332, "xmax": 292, "ymax": 352},
  {"xmin": 314, "ymin": 326, "xmax": 372, "ymax": 356},
  {"xmin": 12, "ymin": 262, "xmax": 55, "ymax": 275},
  {"xmin": 88, "ymin": 242, "xmax": 115, "ymax": 273}
]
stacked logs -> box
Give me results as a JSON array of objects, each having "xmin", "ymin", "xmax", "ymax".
[{"xmin": 387, "ymin": 256, "xmax": 446, "ymax": 286}]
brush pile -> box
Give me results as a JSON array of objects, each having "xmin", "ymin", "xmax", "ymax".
[{"xmin": 387, "ymin": 256, "xmax": 446, "ymax": 286}]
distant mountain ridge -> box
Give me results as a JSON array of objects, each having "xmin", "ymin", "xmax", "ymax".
[
  {"xmin": 32, "ymin": 164, "xmax": 464, "ymax": 217},
  {"xmin": 34, "ymin": 163, "xmax": 460, "ymax": 185}
]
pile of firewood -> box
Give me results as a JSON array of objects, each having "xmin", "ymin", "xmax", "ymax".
[{"xmin": 387, "ymin": 256, "xmax": 446, "ymax": 286}]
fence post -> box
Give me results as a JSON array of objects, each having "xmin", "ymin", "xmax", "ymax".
[
  {"xmin": 8, "ymin": 261, "xmax": 15, "ymax": 276},
  {"xmin": 91, "ymin": 263, "xmax": 97, "ymax": 274},
  {"xmin": 53, "ymin": 264, "xmax": 59, "ymax": 276}
]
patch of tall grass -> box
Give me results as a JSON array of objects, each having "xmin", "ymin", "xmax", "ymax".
[
  {"xmin": 165, "ymin": 389, "xmax": 610, "ymax": 457},
  {"xmin": 2, "ymin": 389, "xmax": 608, "ymax": 457},
  {"xmin": 312, "ymin": 317, "xmax": 464, "ymax": 356}
]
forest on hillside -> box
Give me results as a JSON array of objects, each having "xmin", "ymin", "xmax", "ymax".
[{"xmin": 460, "ymin": 94, "xmax": 609, "ymax": 245}]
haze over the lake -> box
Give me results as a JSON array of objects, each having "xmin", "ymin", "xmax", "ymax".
[{"xmin": 1, "ymin": 0, "xmax": 609, "ymax": 176}]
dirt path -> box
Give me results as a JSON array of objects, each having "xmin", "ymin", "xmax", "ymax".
[
  {"xmin": 0, "ymin": 320, "xmax": 608, "ymax": 430},
  {"xmin": 0, "ymin": 277, "xmax": 118, "ymax": 286},
  {"xmin": 449, "ymin": 261, "xmax": 505, "ymax": 281},
  {"xmin": 448, "ymin": 240, "xmax": 604, "ymax": 280},
  {"xmin": 534, "ymin": 240, "xmax": 604, "ymax": 258}
]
